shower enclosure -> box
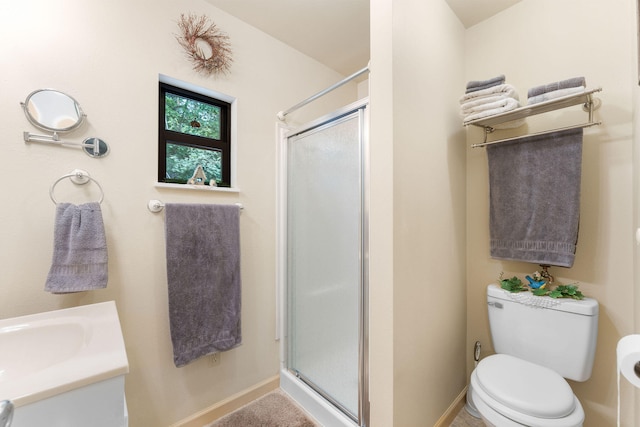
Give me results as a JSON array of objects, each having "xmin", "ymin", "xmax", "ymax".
[{"xmin": 279, "ymin": 98, "xmax": 369, "ymax": 427}]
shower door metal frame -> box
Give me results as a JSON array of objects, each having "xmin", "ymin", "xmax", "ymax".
[{"xmin": 278, "ymin": 98, "xmax": 370, "ymax": 427}]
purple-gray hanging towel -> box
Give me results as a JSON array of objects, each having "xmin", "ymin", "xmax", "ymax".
[
  {"xmin": 45, "ymin": 202, "xmax": 108, "ymax": 293},
  {"xmin": 164, "ymin": 203, "xmax": 242, "ymax": 367},
  {"xmin": 487, "ymin": 128, "xmax": 583, "ymax": 267}
]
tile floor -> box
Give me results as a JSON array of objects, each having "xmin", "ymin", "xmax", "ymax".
[
  {"xmin": 224, "ymin": 388, "xmax": 487, "ymax": 426},
  {"xmin": 450, "ymin": 406, "xmax": 484, "ymax": 427}
]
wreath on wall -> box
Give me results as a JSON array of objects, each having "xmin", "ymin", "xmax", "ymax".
[{"xmin": 176, "ymin": 13, "xmax": 232, "ymax": 76}]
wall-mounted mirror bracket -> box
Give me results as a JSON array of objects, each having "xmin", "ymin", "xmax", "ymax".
[{"xmin": 23, "ymin": 131, "xmax": 110, "ymax": 158}]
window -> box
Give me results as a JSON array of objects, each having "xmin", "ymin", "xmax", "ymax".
[{"xmin": 159, "ymin": 82, "xmax": 231, "ymax": 187}]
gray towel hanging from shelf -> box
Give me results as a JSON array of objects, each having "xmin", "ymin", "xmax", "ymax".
[{"xmin": 487, "ymin": 128, "xmax": 583, "ymax": 267}]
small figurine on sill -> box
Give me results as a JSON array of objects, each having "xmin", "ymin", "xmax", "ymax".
[{"xmin": 187, "ymin": 164, "xmax": 207, "ymax": 185}]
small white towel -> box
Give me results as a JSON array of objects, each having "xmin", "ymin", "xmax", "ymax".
[
  {"xmin": 460, "ymin": 92, "xmax": 519, "ymax": 114},
  {"xmin": 527, "ymin": 86, "xmax": 585, "ymax": 105},
  {"xmin": 463, "ymin": 97, "xmax": 521, "ymax": 123},
  {"xmin": 459, "ymin": 84, "xmax": 519, "ymax": 104},
  {"xmin": 461, "ymin": 96, "xmax": 518, "ymax": 116}
]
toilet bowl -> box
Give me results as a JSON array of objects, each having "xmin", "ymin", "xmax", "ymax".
[{"xmin": 470, "ymin": 354, "xmax": 584, "ymax": 427}]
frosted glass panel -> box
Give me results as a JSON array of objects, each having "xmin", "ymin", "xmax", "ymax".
[{"xmin": 287, "ymin": 112, "xmax": 361, "ymax": 418}]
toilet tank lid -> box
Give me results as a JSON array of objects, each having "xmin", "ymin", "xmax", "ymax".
[{"xmin": 488, "ymin": 284, "xmax": 598, "ymax": 316}]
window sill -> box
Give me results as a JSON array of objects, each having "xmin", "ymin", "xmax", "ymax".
[{"xmin": 155, "ymin": 182, "xmax": 240, "ymax": 193}]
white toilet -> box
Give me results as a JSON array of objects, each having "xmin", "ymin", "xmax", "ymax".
[{"xmin": 468, "ymin": 284, "xmax": 599, "ymax": 427}]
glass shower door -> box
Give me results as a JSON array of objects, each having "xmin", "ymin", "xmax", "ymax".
[{"xmin": 287, "ymin": 107, "xmax": 365, "ymax": 422}]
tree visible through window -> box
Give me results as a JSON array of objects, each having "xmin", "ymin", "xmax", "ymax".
[{"xmin": 159, "ymin": 82, "xmax": 231, "ymax": 186}]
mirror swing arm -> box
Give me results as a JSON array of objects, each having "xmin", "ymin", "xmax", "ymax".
[
  {"xmin": 23, "ymin": 131, "xmax": 108, "ymax": 158},
  {"xmin": 22, "ymin": 129, "xmax": 110, "ymax": 158},
  {"xmin": 20, "ymin": 89, "xmax": 110, "ymax": 158}
]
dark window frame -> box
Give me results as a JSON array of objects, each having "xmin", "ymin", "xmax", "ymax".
[{"xmin": 158, "ymin": 82, "xmax": 232, "ymax": 186}]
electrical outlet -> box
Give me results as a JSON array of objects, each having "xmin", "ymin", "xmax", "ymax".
[{"xmin": 208, "ymin": 353, "xmax": 220, "ymax": 366}]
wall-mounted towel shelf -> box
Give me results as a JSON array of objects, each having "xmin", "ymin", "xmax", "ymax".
[{"xmin": 465, "ymin": 87, "xmax": 602, "ymax": 148}]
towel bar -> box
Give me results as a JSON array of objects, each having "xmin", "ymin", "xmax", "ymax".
[
  {"xmin": 147, "ymin": 199, "xmax": 243, "ymax": 213},
  {"xmin": 471, "ymin": 121, "xmax": 601, "ymax": 148}
]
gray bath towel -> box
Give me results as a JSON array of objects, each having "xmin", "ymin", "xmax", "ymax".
[
  {"xmin": 466, "ymin": 74, "xmax": 506, "ymax": 93},
  {"xmin": 45, "ymin": 202, "xmax": 108, "ymax": 293},
  {"xmin": 164, "ymin": 203, "xmax": 242, "ymax": 367},
  {"xmin": 527, "ymin": 76, "xmax": 586, "ymax": 98},
  {"xmin": 486, "ymin": 128, "xmax": 583, "ymax": 267}
]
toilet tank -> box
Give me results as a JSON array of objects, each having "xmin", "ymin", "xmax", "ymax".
[{"xmin": 486, "ymin": 283, "xmax": 599, "ymax": 382}]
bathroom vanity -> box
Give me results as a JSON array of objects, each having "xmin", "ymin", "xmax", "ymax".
[{"xmin": 0, "ymin": 301, "xmax": 129, "ymax": 426}]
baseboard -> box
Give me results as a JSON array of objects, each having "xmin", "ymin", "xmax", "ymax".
[
  {"xmin": 433, "ymin": 385, "xmax": 468, "ymax": 427},
  {"xmin": 170, "ymin": 375, "xmax": 280, "ymax": 427}
]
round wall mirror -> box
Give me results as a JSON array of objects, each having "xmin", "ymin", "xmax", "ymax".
[{"xmin": 21, "ymin": 89, "xmax": 86, "ymax": 133}]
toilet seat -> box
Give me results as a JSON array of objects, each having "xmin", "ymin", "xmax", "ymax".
[{"xmin": 471, "ymin": 354, "xmax": 584, "ymax": 427}]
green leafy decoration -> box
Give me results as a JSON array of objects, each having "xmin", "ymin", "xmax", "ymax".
[
  {"xmin": 499, "ymin": 272, "xmax": 586, "ymax": 299},
  {"xmin": 551, "ymin": 284, "xmax": 584, "ymax": 300},
  {"xmin": 531, "ymin": 284, "xmax": 584, "ymax": 300},
  {"xmin": 500, "ymin": 275, "xmax": 527, "ymax": 293},
  {"xmin": 532, "ymin": 287, "xmax": 550, "ymax": 296}
]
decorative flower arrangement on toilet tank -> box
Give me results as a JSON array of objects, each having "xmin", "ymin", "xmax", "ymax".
[{"xmin": 498, "ymin": 271, "xmax": 585, "ymax": 300}]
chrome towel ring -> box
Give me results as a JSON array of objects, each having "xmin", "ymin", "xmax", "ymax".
[{"xmin": 50, "ymin": 169, "xmax": 104, "ymax": 205}]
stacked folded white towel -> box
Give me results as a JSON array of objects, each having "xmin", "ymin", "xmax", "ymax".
[
  {"xmin": 527, "ymin": 76, "xmax": 586, "ymax": 105},
  {"xmin": 460, "ymin": 75, "xmax": 524, "ymax": 128}
]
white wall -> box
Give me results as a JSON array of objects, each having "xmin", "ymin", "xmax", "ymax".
[
  {"xmin": 465, "ymin": 1, "xmax": 636, "ymax": 425},
  {"xmin": 368, "ymin": 0, "xmax": 395, "ymax": 424},
  {"xmin": 391, "ymin": 0, "xmax": 468, "ymax": 425},
  {"xmin": 0, "ymin": 1, "xmax": 357, "ymax": 425},
  {"xmin": 633, "ymin": 2, "xmax": 640, "ymax": 423}
]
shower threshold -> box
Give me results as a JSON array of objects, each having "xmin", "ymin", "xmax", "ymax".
[{"xmin": 280, "ymin": 369, "xmax": 359, "ymax": 427}]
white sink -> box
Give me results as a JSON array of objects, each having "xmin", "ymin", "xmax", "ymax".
[
  {"xmin": 0, "ymin": 318, "xmax": 89, "ymax": 383},
  {"xmin": 0, "ymin": 301, "xmax": 129, "ymax": 426}
]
